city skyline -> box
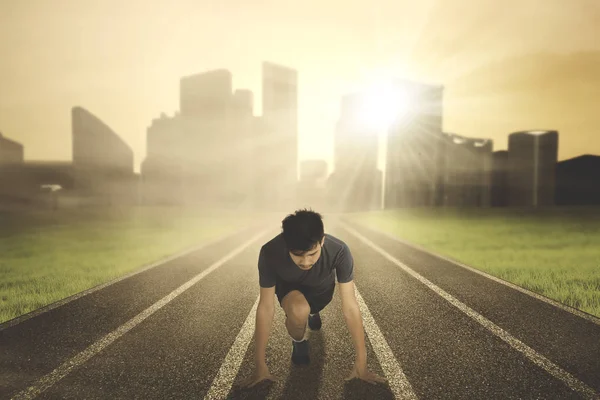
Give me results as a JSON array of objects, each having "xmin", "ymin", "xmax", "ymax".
[{"xmin": 2, "ymin": 0, "xmax": 600, "ymax": 173}]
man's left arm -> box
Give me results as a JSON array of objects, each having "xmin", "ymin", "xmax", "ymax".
[
  {"xmin": 339, "ymin": 280, "xmax": 367, "ymax": 364},
  {"xmin": 336, "ymin": 244, "xmax": 387, "ymax": 385}
]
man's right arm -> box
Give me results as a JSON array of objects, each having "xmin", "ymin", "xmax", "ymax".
[{"xmin": 254, "ymin": 285, "xmax": 275, "ymax": 367}]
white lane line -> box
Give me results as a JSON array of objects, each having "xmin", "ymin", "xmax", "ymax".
[
  {"xmin": 0, "ymin": 226, "xmax": 253, "ymax": 331},
  {"xmin": 341, "ymin": 223, "xmax": 600, "ymax": 400},
  {"xmin": 11, "ymin": 231, "xmax": 268, "ymax": 400},
  {"xmin": 354, "ymin": 284, "xmax": 418, "ymax": 400},
  {"xmin": 344, "ymin": 218, "xmax": 600, "ymax": 326},
  {"xmin": 204, "ymin": 296, "xmax": 260, "ymax": 400}
]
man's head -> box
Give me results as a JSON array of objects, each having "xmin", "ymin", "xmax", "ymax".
[{"xmin": 282, "ymin": 209, "xmax": 325, "ymax": 270}]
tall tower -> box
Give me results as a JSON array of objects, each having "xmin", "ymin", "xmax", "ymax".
[
  {"xmin": 261, "ymin": 62, "xmax": 298, "ymax": 211},
  {"xmin": 508, "ymin": 130, "xmax": 558, "ymax": 207},
  {"xmin": 329, "ymin": 92, "xmax": 381, "ymax": 212},
  {"xmin": 491, "ymin": 150, "xmax": 509, "ymax": 207},
  {"xmin": 179, "ymin": 69, "xmax": 233, "ymax": 119},
  {"xmin": 385, "ymin": 80, "xmax": 444, "ymax": 209},
  {"xmin": 0, "ymin": 133, "xmax": 24, "ymax": 164},
  {"xmin": 440, "ymin": 133, "xmax": 493, "ymax": 207}
]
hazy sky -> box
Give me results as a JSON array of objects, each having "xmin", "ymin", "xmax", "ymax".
[{"xmin": 1, "ymin": 0, "xmax": 600, "ymax": 173}]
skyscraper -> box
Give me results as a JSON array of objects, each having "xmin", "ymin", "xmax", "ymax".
[
  {"xmin": 507, "ymin": 130, "xmax": 558, "ymax": 207},
  {"xmin": 329, "ymin": 92, "xmax": 381, "ymax": 211},
  {"xmin": 261, "ymin": 62, "xmax": 298, "ymax": 210},
  {"xmin": 555, "ymin": 155, "xmax": 600, "ymax": 206},
  {"xmin": 179, "ymin": 69, "xmax": 233, "ymax": 118},
  {"xmin": 0, "ymin": 133, "xmax": 26, "ymax": 203},
  {"xmin": 440, "ymin": 133, "xmax": 493, "ymax": 207},
  {"xmin": 385, "ymin": 80, "xmax": 444, "ymax": 208},
  {"xmin": 0, "ymin": 132, "xmax": 24, "ymax": 164},
  {"xmin": 72, "ymin": 107, "xmax": 134, "ymax": 173},
  {"xmin": 143, "ymin": 68, "xmax": 260, "ymax": 207},
  {"xmin": 491, "ymin": 150, "xmax": 509, "ymax": 207},
  {"xmin": 71, "ymin": 107, "xmax": 136, "ymax": 203}
]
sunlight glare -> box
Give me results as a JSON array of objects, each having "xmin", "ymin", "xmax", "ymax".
[{"xmin": 358, "ymin": 81, "xmax": 410, "ymax": 131}]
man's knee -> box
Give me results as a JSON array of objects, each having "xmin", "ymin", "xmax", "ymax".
[{"xmin": 283, "ymin": 291, "xmax": 310, "ymax": 323}]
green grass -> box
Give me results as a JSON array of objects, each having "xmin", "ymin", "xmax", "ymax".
[
  {"xmin": 0, "ymin": 206, "xmax": 264, "ymax": 324},
  {"xmin": 346, "ymin": 207, "xmax": 600, "ymax": 319}
]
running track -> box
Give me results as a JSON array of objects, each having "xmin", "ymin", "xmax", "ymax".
[{"xmin": 2, "ymin": 217, "xmax": 599, "ymax": 400}]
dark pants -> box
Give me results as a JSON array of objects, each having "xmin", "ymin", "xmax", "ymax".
[{"xmin": 276, "ymin": 280, "xmax": 335, "ymax": 315}]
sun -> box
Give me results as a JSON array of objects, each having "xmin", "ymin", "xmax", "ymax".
[{"xmin": 357, "ymin": 81, "xmax": 410, "ymax": 131}]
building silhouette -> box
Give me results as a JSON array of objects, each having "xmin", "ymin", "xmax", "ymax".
[
  {"xmin": 142, "ymin": 114, "xmax": 185, "ymax": 204},
  {"xmin": 0, "ymin": 133, "xmax": 26, "ymax": 203},
  {"xmin": 259, "ymin": 62, "xmax": 299, "ymax": 211},
  {"xmin": 439, "ymin": 133, "xmax": 493, "ymax": 207},
  {"xmin": 143, "ymin": 68, "xmax": 267, "ymax": 208},
  {"xmin": 491, "ymin": 150, "xmax": 509, "ymax": 207},
  {"xmin": 72, "ymin": 107, "xmax": 137, "ymax": 204},
  {"xmin": 0, "ymin": 133, "xmax": 24, "ymax": 164},
  {"xmin": 508, "ymin": 130, "xmax": 558, "ymax": 207},
  {"xmin": 180, "ymin": 69, "xmax": 233, "ymax": 118},
  {"xmin": 1, "ymin": 124, "xmax": 135, "ymax": 207},
  {"xmin": 328, "ymin": 92, "xmax": 381, "ymax": 212},
  {"xmin": 385, "ymin": 80, "xmax": 444, "ymax": 208},
  {"xmin": 72, "ymin": 107, "xmax": 134, "ymax": 173},
  {"xmin": 555, "ymin": 154, "xmax": 600, "ymax": 206},
  {"xmin": 0, "ymin": 162, "xmax": 75, "ymax": 208}
]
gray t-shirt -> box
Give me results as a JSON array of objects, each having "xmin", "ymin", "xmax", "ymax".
[{"xmin": 258, "ymin": 233, "xmax": 354, "ymax": 293}]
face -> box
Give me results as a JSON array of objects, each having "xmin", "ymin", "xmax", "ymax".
[{"xmin": 289, "ymin": 237, "xmax": 325, "ymax": 270}]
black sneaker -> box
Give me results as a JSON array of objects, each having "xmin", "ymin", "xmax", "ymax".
[
  {"xmin": 308, "ymin": 312, "xmax": 322, "ymax": 330},
  {"xmin": 291, "ymin": 339, "xmax": 310, "ymax": 365}
]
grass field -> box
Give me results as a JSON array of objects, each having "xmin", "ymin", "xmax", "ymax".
[
  {"xmin": 0, "ymin": 206, "xmax": 264, "ymax": 324},
  {"xmin": 346, "ymin": 207, "xmax": 600, "ymax": 319}
]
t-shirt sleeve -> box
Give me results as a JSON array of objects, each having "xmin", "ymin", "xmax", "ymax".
[
  {"xmin": 335, "ymin": 243, "xmax": 354, "ymax": 283},
  {"xmin": 258, "ymin": 247, "xmax": 276, "ymax": 288}
]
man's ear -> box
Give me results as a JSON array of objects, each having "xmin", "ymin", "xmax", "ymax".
[{"xmin": 321, "ymin": 236, "xmax": 325, "ymax": 246}]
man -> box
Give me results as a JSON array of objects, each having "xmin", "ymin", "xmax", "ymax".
[{"xmin": 240, "ymin": 209, "xmax": 386, "ymax": 388}]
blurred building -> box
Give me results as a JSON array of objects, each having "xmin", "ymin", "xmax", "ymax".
[
  {"xmin": 251, "ymin": 116, "xmax": 272, "ymax": 209},
  {"xmin": 439, "ymin": 133, "xmax": 493, "ymax": 207},
  {"xmin": 1, "ymin": 123, "xmax": 137, "ymax": 208},
  {"xmin": 329, "ymin": 92, "xmax": 381, "ymax": 212},
  {"xmin": 180, "ymin": 69, "xmax": 233, "ymax": 118},
  {"xmin": 72, "ymin": 106, "xmax": 137, "ymax": 204},
  {"xmin": 385, "ymin": 80, "xmax": 444, "ymax": 208},
  {"xmin": 555, "ymin": 154, "xmax": 600, "ymax": 206},
  {"xmin": 0, "ymin": 133, "xmax": 24, "ymax": 164},
  {"xmin": 143, "ymin": 70, "xmax": 255, "ymax": 208},
  {"xmin": 142, "ymin": 114, "xmax": 185, "ymax": 205},
  {"xmin": 508, "ymin": 130, "xmax": 558, "ymax": 207},
  {"xmin": 232, "ymin": 89, "xmax": 254, "ymax": 116},
  {"xmin": 72, "ymin": 107, "xmax": 134, "ymax": 173},
  {"xmin": 0, "ymin": 161, "xmax": 75, "ymax": 206},
  {"xmin": 142, "ymin": 62, "xmax": 297, "ymax": 210},
  {"xmin": 260, "ymin": 62, "xmax": 299, "ymax": 211},
  {"xmin": 491, "ymin": 150, "xmax": 509, "ymax": 207},
  {"xmin": 0, "ymin": 133, "xmax": 26, "ymax": 203}
]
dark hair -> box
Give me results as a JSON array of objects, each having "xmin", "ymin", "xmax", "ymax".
[{"xmin": 281, "ymin": 208, "xmax": 324, "ymax": 253}]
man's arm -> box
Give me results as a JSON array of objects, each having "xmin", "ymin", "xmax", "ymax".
[
  {"xmin": 339, "ymin": 280, "xmax": 367, "ymax": 364},
  {"xmin": 254, "ymin": 285, "xmax": 275, "ymax": 366},
  {"xmin": 240, "ymin": 285, "xmax": 277, "ymax": 388},
  {"xmin": 339, "ymin": 280, "xmax": 387, "ymax": 384}
]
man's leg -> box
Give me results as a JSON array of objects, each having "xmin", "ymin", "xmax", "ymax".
[
  {"xmin": 281, "ymin": 290, "xmax": 311, "ymax": 341},
  {"xmin": 306, "ymin": 284, "xmax": 335, "ymax": 330}
]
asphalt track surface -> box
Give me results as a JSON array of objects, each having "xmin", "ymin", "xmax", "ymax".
[{"xmin": 2, "ymin": 217, "xmax": 599, "ymax": 400}]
